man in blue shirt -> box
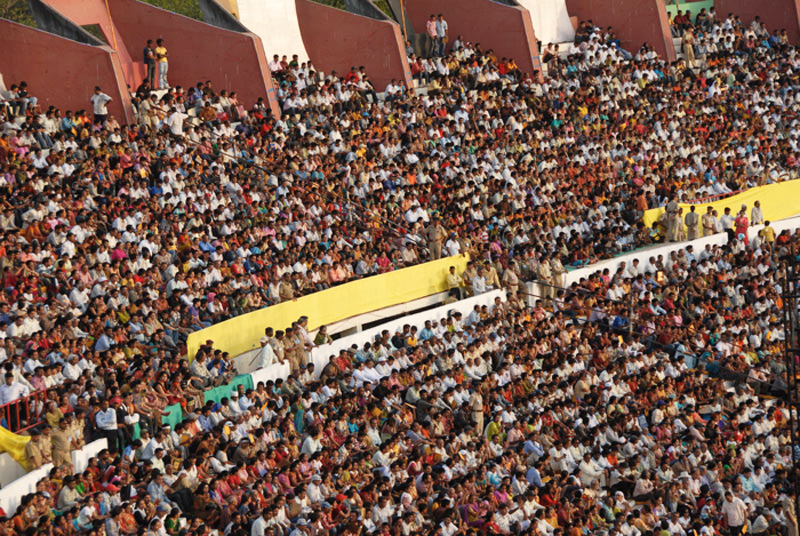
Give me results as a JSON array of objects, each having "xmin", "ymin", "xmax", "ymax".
[
  {"xmin": 526, "ymin": 463, "xmax": 544, "ymax": 488},
  {"xmin": 436, "ymin": 15, "xmax": 449, "ymax": 56}
]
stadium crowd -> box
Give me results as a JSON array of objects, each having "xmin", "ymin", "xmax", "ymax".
[{"xmin": 0, "ymin": 7, "xmax": 797, "ymax": 536}]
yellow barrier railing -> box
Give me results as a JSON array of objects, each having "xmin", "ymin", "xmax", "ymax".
[
  {"xmin": 186, "ymin": 254, "xmax": 470, "ymax": 359},
  {"xmin": 643, "ymin": 179, "xmax": 800, "ymax": 230}
]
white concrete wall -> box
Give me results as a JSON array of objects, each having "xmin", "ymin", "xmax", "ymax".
[
  {"xmin": 246, "ymin": 289, "xmax": 505, "ymax": 387},
  {"xmin": 516, "ymin": 0, "xmax": 575, "ymax": 45},
  {"xmin": 236, "ymin": 0, "xmax": 310, "ymax": 63},
  {"xmin": 562, "ymin": 216, "xmax": 800, "ymax": 288},
  {"xmin": 0, "ymin": 439, "xmax": 108, "ymax": 517}
]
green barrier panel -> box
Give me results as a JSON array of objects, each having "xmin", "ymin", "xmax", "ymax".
[
  {"xmin": 203, "ymin": 374, "xmax": 255, "ymax": 405},
  {"xmin": 664, "ymin": 0, "xmax": 713, "ymax": 17},
  {"xmin": 162, "ymin": 404, "xmax": 184, "ymax": 430}
]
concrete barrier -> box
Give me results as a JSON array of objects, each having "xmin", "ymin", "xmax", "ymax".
[
  {"xmin": 565, "ymin": 0, "xmax": 676, "ymax": 61},
  {"xmin": 296, "ymin": 0, "xmax": 413, "ymax": 91},
  {"xmin": 404, "ymin": 0, "xmax": 542, "ymax": 79},
  {"xmin": 0, "ymin": 18, "xmax": 134, "ymax": 122},
  {"xmin": 40, "ymin": 0, "xmax": 280, "ymax": 115},
  {"xmin": 0, "ymin": 438, "xmax": 107, "ymax": 518},
  {"xmin": 716, "ymin": 0, "xmax": 800, "ymax": 45}
]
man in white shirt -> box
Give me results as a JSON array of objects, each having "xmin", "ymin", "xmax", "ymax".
[
  {"xmin": 268, "ymin": 55, "xmax": 282, "ymax": 73},
  {"xmin": 472, "ymin": 268, "xmax": 487, "ymax": 295},
  {"xmin": 166, "ymin": 107, "xmax": 188, "ymax": 136},
  {"xmin": 141, "ymin": 430, "xmax": 165, "ymax": 461},
  {"xmin": 0, "ymin": 372, "xmax": 29, "ymax": 430},
  {"xmin": 90, "ymin": 86, "xmax": 112, "ymax": 124},
  {"xmin": 0, "ymin": 372, "xmax": 29, "ymax": 405},
  {"xmin": 300, "ymin": 428, "xmax": 322, "ymax": 456},
  {"xmin": 251, "ymin": 508, "xmax": 270, "ymax": 536},
  {"xmin": 720, "ymin": 207, "xmax": 735, "ymax": 241},
  {"xmin": 95, "ymin": 399, "xmax": 122, "ymax": 453},
  {"xmin": 721, "ymin": 491, "xmax": 748, "ymax": 535}
]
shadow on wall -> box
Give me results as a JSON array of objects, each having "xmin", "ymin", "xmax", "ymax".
[
  {"xmin": 0, "ymin": 17, "xmax": 134, "ymax": 122},
  {"xmin": 565, "ymin": 0, "xmax": 675, "ymax": 61},
  {"xmin": 295, "ymin": 0, "xmax": 412, "ymax": 90},
  {"xmin": 403, "ymin": 0, "xmax": 542, "ymax": 79},
  {"xmin": 35, "ymin": 0, "xmax": 280, "ymax": 114}
]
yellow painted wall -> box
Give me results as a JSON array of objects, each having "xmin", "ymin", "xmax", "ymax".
[
  {"xmin": 186, "ymin": 254, "xmax": 469, "ymax": 359},
  {"xmin": 643, "ymin": 180, "xmax": 800, "ymax": 229}
]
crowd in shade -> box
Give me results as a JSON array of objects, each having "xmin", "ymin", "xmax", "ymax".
[{"xmin": 0, "ymin": 6, "xmax": 798, "ymax": 536}]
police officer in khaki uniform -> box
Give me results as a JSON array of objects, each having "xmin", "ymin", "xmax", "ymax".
[
  {"xmin": 702, "ymin": 206, "xmax": 715, "ymax": 237},
  {"xmin": 551, "ymin": 257, "xmax": 565, "ymax": 290},
  {"xmin": 469, "ymin": 382, "xmax": 484, "ymax": 436},
  {"xmin": 283, "ymin": 326, "xmax": 303, "ymax": 373},
  {"xmin": 485, "ymin": 261, "xmax": 501, "ymax": 290},
  {"xmin": 425, "ymin": 216, "xmax": 446, "ymax": 260},
  {"xmin": 538, "ymin": 258, "xmax": 553, "ymax": 301},
  {"xmin": 25, "ymin": 428, "xmax": 52, "ymax": 469}
]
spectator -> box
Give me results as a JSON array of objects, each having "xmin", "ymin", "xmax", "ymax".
[
  {"xmin": 143, "ymin": 39, "xmax": 156, "ymax": 88},
  {"xmin": 155, "ymin": 38, "xmax": 169, "ymax": 89},
  {"xmin": 90, "ymin": 86, "xmax": 112, "ymax": 124}
]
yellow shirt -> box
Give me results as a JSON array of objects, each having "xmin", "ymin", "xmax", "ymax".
[
  {"xmin": 155, "ymin": 46, "xmax": 168, "ymax": 63},
  {"xmin": 760, "ymin": 226, "xmax": 775, "ymax": 243}
]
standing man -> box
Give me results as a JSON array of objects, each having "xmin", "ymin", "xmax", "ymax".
[
  {"xmin": 759, "ymin": 220, "xmax": 776, "ymax": 256},
  {"xmin": 25, "ymin": 428, "xmax": 52, "ymax": 469},
  {"xmin": 425, "ymin": 216, "xmax": 446, "ymax": 261},
  {"xmin": 446, "ymin": 265, "xmax": 464, "ymax": 300},
  {"xmin": 538, "ymin": 258, "xmax": 553, "ymax": 302},
  {"xmin": 95, "ymin": 399, "xmax": 122, "ymax": 453},
  {"xmin": 471, "ymin": 267, "xmax": 487, "ymax": 295},
  {"xmin": 296, "ymin": 316, "xmax": 315, "ymax": 365},
  {"xmin": 469, "ymin": 382, "xmax": 484, "ymax": 437},
  {"xmin": 720, "ymin": 491, "xmax": 748, "ymax": 536},
  {"xmin": 436, "ymin": 14, "xmax": 449, "ymax": 56},
  {"xmin": 665, "ymin": 198, "xmax": 680, "ymax": 242},
  {"xmin": 502, "ymin": 264, "xmax": 520, "ymax": 296},
  {"xmin": 720, "ymin": 207, "xmax": 735, "ymax": 241},
  {"xmin": 166, "ymin": 107, "xmax": 188, "ymax": 137},
  {"xmin": 684, "ymin": 205, "xmax": 700, "ymax": 240},
  {"xmin": 51, "ymin": 417, "xmax": 76, "ymax": 470},
  {"xmin": 90, "ymin": 86, "xmax": 112, "ymax": 125},
  {"xmin": 426, "ymin": 14, "xmax": 438, "ymax": 57},
  {"xmin": 143, "ymin": 39, "xmax": 156, "ymax": 88},
  {"xmin": 551, "ymin": 256, "xmax": 565, "ymax": 290},
  {"xmin": 155, "ymin": 38, "xmax": 169, "ymax": 89},
  {"xmin": 702, "ymin": 206, "xmax": 715, "ymax": 237},
  {"xmin": 0, "ymin": 372, "xmax": 29, "ymax": 432},
  {"xmin": 751, "ymin": 200, "xmax": 764, "ymax": 225}
]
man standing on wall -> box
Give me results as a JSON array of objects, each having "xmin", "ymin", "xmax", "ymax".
[
  {"xmin": 155, "ymin": 38, "xmax": 169, "ymax": 90},
  {"xmin": 436, "ymin": 14, "xmax": 449, "ymax": 57},
  {"xmin": 426, "ymin": 14, "xmax": 438, "ymax": 58},
  {"xmin": 144, "ymin": 39, "xmax": 156, "ymax": 88}
]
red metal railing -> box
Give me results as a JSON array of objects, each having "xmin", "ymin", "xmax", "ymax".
[
  {"xmin": 0, "ymin": 390, "xmax": 48, "ymax": 433},
  {"xmin": 688, "ymin": 190, "xmax": 743, "ymax": 205}
]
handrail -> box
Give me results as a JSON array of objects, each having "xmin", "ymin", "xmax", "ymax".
[{"xmin": 0, "ymin": 390, "xmax": 48, "ymax": 433}]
